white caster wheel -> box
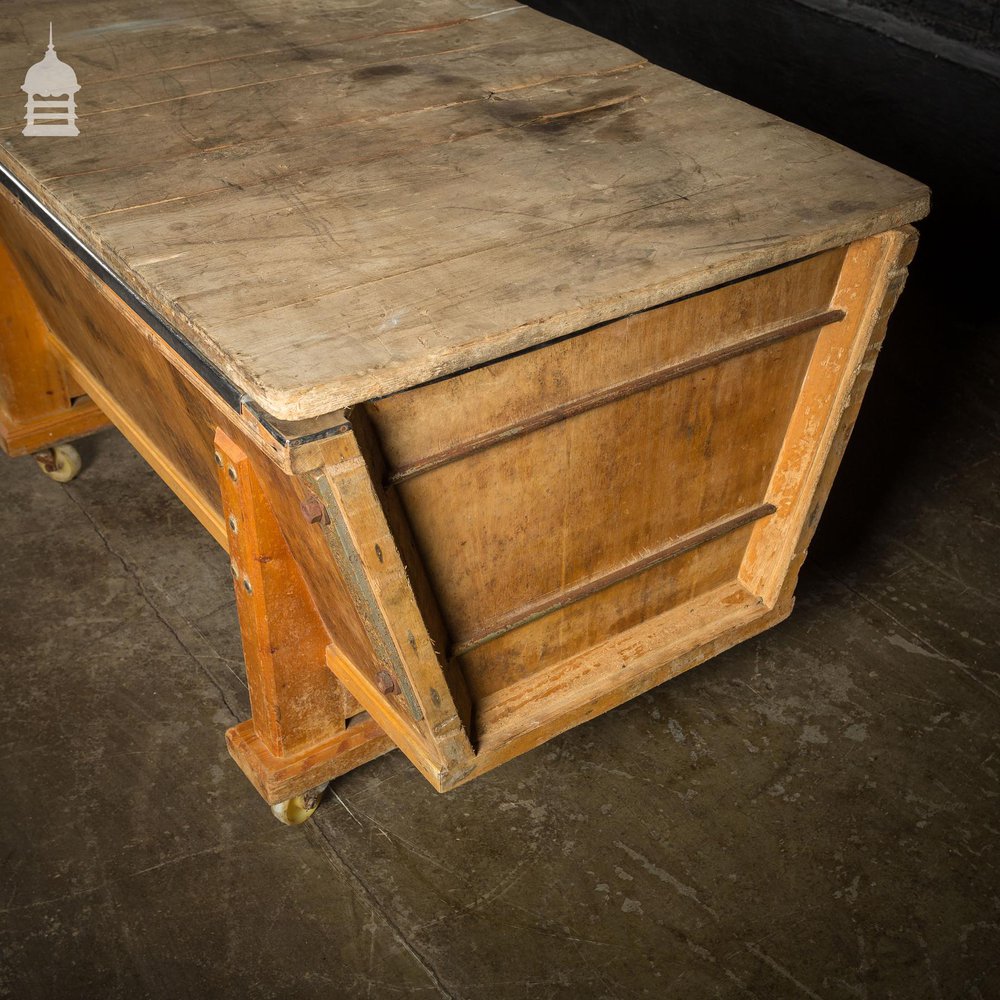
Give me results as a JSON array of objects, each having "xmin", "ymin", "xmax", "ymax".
[
  {"xmin": 34, "ymin": 443, "xmax": 83, "ymax": 483},
  {"xmin": 270, "ymin": 783, "xmax": 328, "ymax": 826}
]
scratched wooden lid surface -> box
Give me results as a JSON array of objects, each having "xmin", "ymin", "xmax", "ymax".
[{"xmin": 0, "ymin": 0, "xmax": 929, "ymax": 421}]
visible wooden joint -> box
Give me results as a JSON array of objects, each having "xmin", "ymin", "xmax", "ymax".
[
  {"xmin": 215, "ymin": 427, "xmax": 392, "ymax": 800},
  {"xmin": 739, "ymin": 227, "xmax": 916, "ymax": 607},
  {"xmin": 0, "ymin": 397, "xmax": 107, "ymax": 457},
  {"xmin": 326, "ymin": 642, "xmax": 449, "ymax": 791},
  {"xmin": 226, "ymin": 714, "xmax": 394, "ymax": 805},
  {"xmin": 0, "ymin": 233, "xmax": 109, "ymax": 456},
  {"xmin": 313, "ymin": 418, "xmax": 476, "ymax": 775}
]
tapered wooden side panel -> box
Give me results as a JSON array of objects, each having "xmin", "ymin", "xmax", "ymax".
[
  {"xmin": 740, "ymin": 229, "xmax": 913, "ymax": 604},
  {"xmin": 353, "ymin": 233, "xmax": 916, "ymax": 787},
  {"xmin": 366, "ymin": 251, "xmax": 846, "ymax": 702},
  {"xmin": 313, "ymin": 427, "xmax": 475, "ymax": 784},
  {"xmin": 0, "ymin": 220, "xmax": 108, "ymax": 454}
]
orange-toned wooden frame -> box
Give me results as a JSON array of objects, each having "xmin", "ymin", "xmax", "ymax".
[{"xmin": 0, "ymin": 234, "xmax": 108, "ymax": 454}]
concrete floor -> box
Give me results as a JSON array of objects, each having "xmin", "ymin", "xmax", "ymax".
[{"xmin": 1, "ymin": 279, "xmax": 998, "ymax": 999}]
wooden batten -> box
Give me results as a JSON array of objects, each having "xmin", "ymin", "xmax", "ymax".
[
  {"xmin": 739, "ymin": 229, "xmax": 909, "ymax": 606},
  {"xmin": 451, "ymin": 503, "xmax": 776, "ymax": 658},
  {"xmin": 311, "ymin": 423, "xmax": 475, "ymax": 776},
  {"xmin": 386, "ymin": 307, "xmax": 845, "ymax": 488}
]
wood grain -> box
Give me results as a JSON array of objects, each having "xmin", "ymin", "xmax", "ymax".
[
  {"xmin": 216, "ymin": 429, "xmax": 349, "ymax": 757},
  {"xmin": 0, "ymin": 0, "xmax": 928, "ymax": 420},
  {"xmin": 368, "ymin": 251, "xmax": 839, "ymax": 701},
  {"xmin": 0, "ymin": 1, "xmax": 928, "ymax": 801},
  {"xmin": 227, "ymin": 714, "xmax": 394, "ymax": 805},
  {"xmin": 0, "ymin": 222, "xmax": 108, "ymax": 454},
  {"xmin": 740, "ymin": 226, "xmax": 918, "ymax": 608}
]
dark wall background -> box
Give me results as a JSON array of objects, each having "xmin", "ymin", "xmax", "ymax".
[
  {"xmin": 527, "ymin": 0, "xmax": 999, "ymax": 313},
  {"xmin": 527, "ymin": 0, "xmax": 999, "ymax": 554},
  {"xmin": 864, "ymin": 0, "xmax": 999, "ymax": 49}
]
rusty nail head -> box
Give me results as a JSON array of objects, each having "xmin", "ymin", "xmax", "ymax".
[
  {"xmin": 300, "ymin": 496, "xmax": 328, "ymax": 525},
  {"xmin": 375, "ymin": 670, "xmax": 397, "ymax": 695}
]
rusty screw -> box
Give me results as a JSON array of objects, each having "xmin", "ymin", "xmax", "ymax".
[
  {"xmin": 375, "ymin": 670, "xmax": 397, "ymax": 695},
  {"xmin": 300, "ymin": 496, "xmax": 329, "ymax": 525}
]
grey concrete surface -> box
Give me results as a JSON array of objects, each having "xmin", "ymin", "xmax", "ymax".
[{"xmin": 1, "ymin": 281, "xmax": 998, "ymax": 999}]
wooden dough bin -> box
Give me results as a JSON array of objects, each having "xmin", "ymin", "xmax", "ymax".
[{"xmin": 0, "ymin": 1, "xmax": 928, "ymax": 816}]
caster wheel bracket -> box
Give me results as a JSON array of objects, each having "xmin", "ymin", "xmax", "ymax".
[{"xmin": 271, "ymin": 782, "xmax": 329, "ymax": 825}]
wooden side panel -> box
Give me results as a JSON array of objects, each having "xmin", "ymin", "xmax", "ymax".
[
  {"xmin": 367, "ymin": 251, "xmax": 846, "ymax": 700},
  {"xmin": 449, "ymin": 230, "xmax": 916, "ymax": 786},
  {"xmin": 368, "ymin": 248, "xmax": 845, "ymax": 471},
  {"xmin": 0, "ymin": 218, "xmax": 108, "ymax": 454},
  {"xmin": 741, "ymin": 227, "xmax": 916, "ymax": 605},
  {"xmin": 401, "ymin": 332, "xmax": 814, "ymax": 639},
  {"xmin": 0, "ymin": 188, "xmax": 223, "ymax": 515}
]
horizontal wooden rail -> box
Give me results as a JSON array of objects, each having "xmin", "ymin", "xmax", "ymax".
[
  {"xmin": 451, "ymin": 502, "xmax": 776, "ymax": 657},
  {"xmin": 388, "ymin": 308, "xmax": 844, "ymax": 488}
]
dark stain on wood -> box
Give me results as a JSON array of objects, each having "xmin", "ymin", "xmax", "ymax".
[
  {"xmin": 351, "ymin": 64, "xmax": 414, "ymax": 81},
  {"xmin": 595, "ymin": 109, "xmax": 644, "ymax": 144},
  {"xmin": 482, "ymin": 89, "xmax": 645, "ymax": 141}
]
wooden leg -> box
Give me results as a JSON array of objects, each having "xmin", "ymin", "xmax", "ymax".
[
  {"xmin": 0, "ymin": 235, "xmax": 108, "ymax": 456},
  {"xmin": 214, "ymin": 429, "xmax": 394, "ymax": 807}
]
